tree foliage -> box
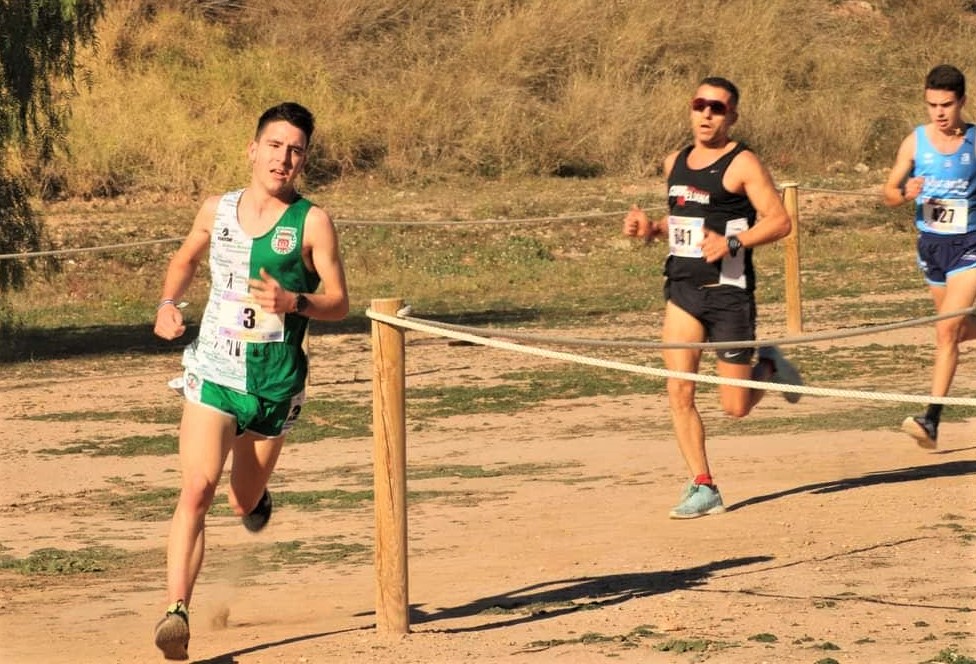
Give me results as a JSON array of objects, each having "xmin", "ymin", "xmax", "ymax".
[
  {"xmin": 0, "ymin": 177, "xmax": 44, "ymax": 293},
  {"xmin": 0, "ymin": 0, "xmax": 104, "ymax": 292},
  {"xmin": 1, "ymin": 0, "xmax": 104, "ymax": 154}
]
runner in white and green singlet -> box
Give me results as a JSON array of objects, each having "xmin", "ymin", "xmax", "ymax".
[{"xmin": 151, "ymin": 102, "xmax": 349, "ymax": 661}]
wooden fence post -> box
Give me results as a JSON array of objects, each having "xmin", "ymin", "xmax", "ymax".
[
  {"xmin": 781, "ymin": 183, "xmax": 803, "ymax": 334},
  {"xmin": 370, "ymin": 297, "xmax": 409, "ymax": 634}
]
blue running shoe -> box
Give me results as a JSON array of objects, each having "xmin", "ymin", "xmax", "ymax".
[
  {"xmin": 758, "ymin": 346, "xmax": 803, "ymax": 403},
  {"xmin": 669, "ymin": 483, "xmax": 726, "ymax": 519}
]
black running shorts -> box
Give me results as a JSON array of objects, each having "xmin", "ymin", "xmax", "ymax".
[{"xmin": 664, "ymin": 280, "xmax": 757, "ymax": 365}]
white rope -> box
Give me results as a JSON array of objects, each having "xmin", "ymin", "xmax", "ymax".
[
  {"xmin": 335, "ymin": 208, "xmax": 660, "ymax": 227},
  {"xmin": 0, "ymin": 236, "xmax": 184, "ymax": 260},
  {"xmin": 0, "ymin": 207, "xmax": 676, "ymax": 261},
  {"xmin": 0, "ymin": 183, "xmax": 887, "ymax": 261},
  {"xmin": 398, "ymin": 306, "xmax": 976, "ymax": 350},
  {"xmin": 366, "ymin": 308, "xmax": 976, "ymax": 407},
  {"xmin": 798, "ymin": 186, "xmax": 880, "ymax": 197}
]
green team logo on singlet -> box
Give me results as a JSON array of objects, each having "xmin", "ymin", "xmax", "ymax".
[{"xmin": 271, "ymin": 227, "xmax": 299, "ymax": 254}]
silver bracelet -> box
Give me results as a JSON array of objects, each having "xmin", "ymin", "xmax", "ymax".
[{"xmin": 156, "ymin": 299, "xmax": 177, "ymax": 311}]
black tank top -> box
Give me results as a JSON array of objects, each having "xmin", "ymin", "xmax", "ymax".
[{"xmin": 664, "ymin": 142, "xmax": 757, "ymax": 289}]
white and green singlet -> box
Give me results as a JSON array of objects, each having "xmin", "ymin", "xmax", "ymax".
[{"xmin": 182, "ymin": 189, "xmax": 321, "ymax": 401}]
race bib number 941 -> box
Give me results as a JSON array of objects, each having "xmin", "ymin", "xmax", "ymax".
[
  {"xmin": 668, "ymin": 216, "xmax": 704, "ymax": 258},
  {"xmin": 215, "ymin": 290, "xmax": 284, "ymax": 343}
]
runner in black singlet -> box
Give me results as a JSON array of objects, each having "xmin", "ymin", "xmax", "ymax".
[{"xmin": 623, "ymin": 77, "xmax": 803, "ymax": 519}]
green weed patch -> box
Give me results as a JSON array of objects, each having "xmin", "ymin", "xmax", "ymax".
[
  {"xmin": 269, "ymin": 538, "xmax": 370, "ymax": 567},
  {"xmin": 21, "ymin": 405, "xmax": 181, "ymax": 424},
  {"xmin": 285, "ymin": 398, "xmax": 372, "ymax": 442},
  {"xmin": 408, "ymin": 366, "xmax": 665, "ymax": 420},
  {"xmin": 654, "ymin": 637, "xmax": 735, "ymax": 654},
  {"xmin": 519, "ymin": 625, "xmax": 663, "ymax": 652},
  {"xmin": 0, "ymin": 545, "xmax": 140, "ymax": 576},
  {"xmin": 38, "ymin": 434, "xmax": 178, "ymax": 457}
]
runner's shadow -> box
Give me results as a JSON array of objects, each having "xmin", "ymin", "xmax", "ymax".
[
  {"xmin": 726, "ymin": 459, "xmax": 976, "ymax": 512},
  {"xmin": 405, "ymin": 554, "xmax": 773, "ymax": 633},
  {"xmin": 189, "ymin": 625, "xmax": 370, "ymax": 664},
  {"xmin": 930, "ymin": 444, "xmax": 976, "ymax": 456},
  {"xmin": 187, "ymin": 556, "xmax": 772, "ymax": 659},
  {"xmin": 0, "ymin": 308, "xmax": 547, "ymax": 362}
]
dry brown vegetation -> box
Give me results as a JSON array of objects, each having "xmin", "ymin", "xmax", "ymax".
[{"xmin": 7, "ymin": 0, "xmax": 976, "ymax": 201}]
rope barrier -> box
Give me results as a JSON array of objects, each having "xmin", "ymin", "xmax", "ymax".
[
  {"xmin": 397, "ymin": 306, "xmax": 976, "ymax": 350},
  {"xmin": 0, "ymin": 236, "xmax": 184, "ymax": 260},
  {"xmin": 335, "ymin": 208, "xmax": 654, "ymax": 227},
  {"xmin": 0, "ymin": 181, "xmax": 897, "ymax": 261},
  {"xmin": 366, "ymin": 307, "xmax": 976, "ymax": 407},
  {"xmin": 797, "ymin": 186, "xmax": 881, "ymax": 197},
  {"xmin": 0, "ymin": 181, "xmax": 895, "ymax": 261},
  {"xmin": 0, "ymin": 206, "xmax": 670, "ymax": 261}
]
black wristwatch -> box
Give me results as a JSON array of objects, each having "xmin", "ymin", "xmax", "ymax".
[
  {"xmin": 726, "ymin": 235, "xmax": 742, "ymax": 257},
  {"xmin": 294, "ymin": 293, "xmax": 310, "ymax": 314}
]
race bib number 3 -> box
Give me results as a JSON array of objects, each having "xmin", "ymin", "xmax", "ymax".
[
  {"xmin": 922, "ymin": 198, "xmax": 968, "ymax": 234},
  {"xmin": 668, "ymin": 216, "xmax": 704, "ymax": 258},
  {"xmin": 216, "ymin": 290, "xmax": 284, "ymax": 343}
]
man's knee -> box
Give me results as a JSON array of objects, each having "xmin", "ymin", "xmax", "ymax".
[
  {"xmin": 720, "ymin": 394, "xmax": 752, "ymax": 418},
  {"xmin": 723, "ymin": 403, "xmax": 751, "ymax": 419},
  {"xmin": 179, "ymin": 475, "xmax": 218, "ymax": 515},
  {"xmin": 935, "ymin": 318, "xmax": 967, "ymax": 346},
  {"xmin": 667, "ymin": 381, "xmax": 696, "ymax": 411}
]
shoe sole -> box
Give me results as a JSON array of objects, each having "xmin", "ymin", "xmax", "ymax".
[
  {"xmin": 780, "ymin": 386, "xmax": 801, "ymax": 404},
  {"xmin": 668, "ymin": 504, "xmax": 727, "ymax": 520},
  {"xmin": 154, "ymin": 616, "xmax": 189, "ymax": 660},
  {"xmin": 762, "ymin": 350, "xmax": 803, "ymax": 403},
  {"xmin": 901, "ymin": 417, "xmax": 937, "ymax": 450},
  {"xmin": 771, "ymin": 366, "xmax": 803, "ymax": 404}
]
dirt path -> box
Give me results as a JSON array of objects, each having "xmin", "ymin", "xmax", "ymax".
[{"xmin": 1, "ymin": 320, "xmax": 974, "ymax": 663}]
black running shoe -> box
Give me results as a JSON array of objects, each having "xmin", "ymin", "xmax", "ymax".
[
  {"xmin": 153, "ymin": 600, "xmax": 189, "ymax": 660},
  {"xmin": 901, "ymin": 415, "xmax": 938, "ymax": 450},
  {"xmin": 242, "ymin": 488, "xmax": 273, "ymax": 532}
]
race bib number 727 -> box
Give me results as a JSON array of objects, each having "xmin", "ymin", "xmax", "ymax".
[{"xmin": 921, "ymin": 198, "xmax": 968, "ymax": 235}]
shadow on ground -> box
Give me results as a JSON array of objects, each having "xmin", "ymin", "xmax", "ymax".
[
  {"xmin": 1, "ymin": 308, "xmax": 547, "ymax": 363},
  {"xmin": 189, "ymin": 626, "xmax": 371, "ymax": 664},
  {"xmin": 187, "ymin": 556, "xmax": 771, "ymax": 662},
  {"xmin": 407, "ymin": 555, "xmax": 773, "ymax": 633},
  {"xmin": 727, "ymin": 459, "xmax": 976, "ymax": 512}
]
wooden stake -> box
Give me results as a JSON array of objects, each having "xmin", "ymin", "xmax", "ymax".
[
  {"xmin": 781, "ymin": 183, "xmax": 803, "ymax": 334},
  {"xmin": 370, "ymin": 297, "xmax": 409, "ymax": 634}
]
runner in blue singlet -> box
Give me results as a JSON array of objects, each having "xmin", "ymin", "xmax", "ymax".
[{"xmin": 883, "ymin": 64, "xmax": 976, "ymax": 450}]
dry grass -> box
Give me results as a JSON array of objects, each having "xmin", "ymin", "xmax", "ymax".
[
  {"xmin": 8, "ymin": 0, "xmax": 975, "ymax": 201},
  {"xmin": 0, "ymin": 175, "xmax": 917, "ymax": 361},
  {"xmin": 0, "ymin": 1, "xmax": 971, "ymax": 341}
]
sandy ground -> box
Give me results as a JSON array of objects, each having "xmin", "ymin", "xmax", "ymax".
[{"xmin": 1, "ymin": 316, "xmax": 974, "ymax": 664}]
